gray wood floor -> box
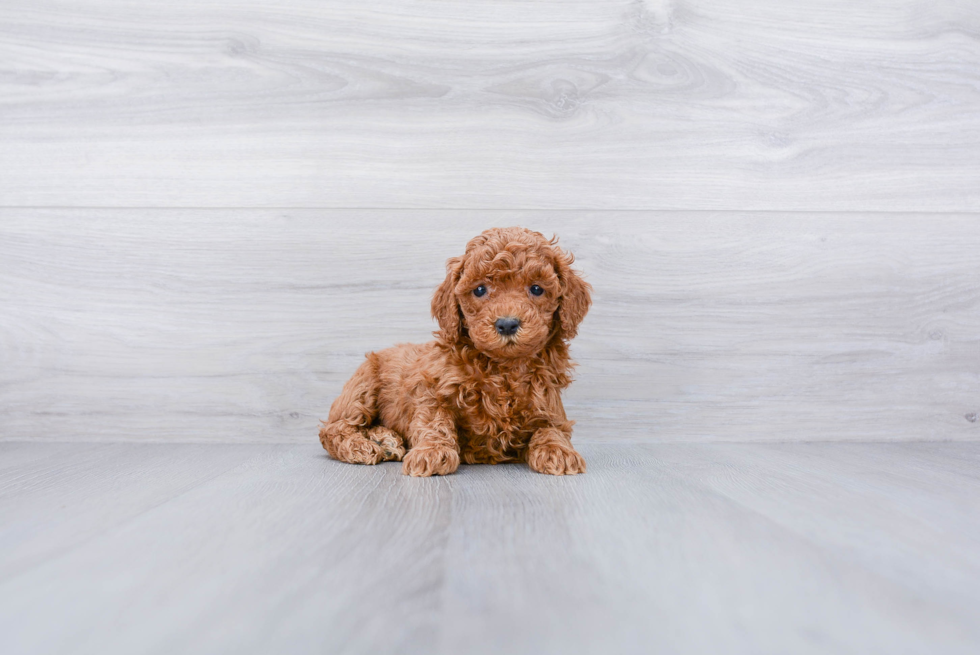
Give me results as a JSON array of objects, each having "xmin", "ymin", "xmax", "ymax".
[{"xmin": 1, "ymin": 442, "xmax": 979, "ymax": 655}]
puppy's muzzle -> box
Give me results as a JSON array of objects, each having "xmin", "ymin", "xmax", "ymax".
[{"xmin": 494, "ymin": 317, "xmax": 521, "ymax": 337}]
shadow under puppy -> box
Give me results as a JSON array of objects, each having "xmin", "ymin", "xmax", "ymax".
[{"xmin": 319, "ymin": 227, "xmax": 591, "ymax": 477}]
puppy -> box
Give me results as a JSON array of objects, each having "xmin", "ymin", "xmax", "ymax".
[{"xmin": 319, "ymin": 227, "xmax": 591, "ymax": 477}]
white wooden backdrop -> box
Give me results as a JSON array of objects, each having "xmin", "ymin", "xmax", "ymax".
[
  {"xmin": 2, "ymin": 210, "xmax": 978, "ymax": 443},
  {"xmin": 1, "ymin": 0, "xmax": 979, "ymax": 444}
]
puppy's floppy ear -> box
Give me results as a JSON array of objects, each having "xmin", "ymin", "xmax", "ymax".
[
  {"xmin": 554, "ymin": 247, "xmax": 592, "ymax": 341},
  {"xmin": 432, "ymin": 255, "xmax": 465, "ymax": 342}
]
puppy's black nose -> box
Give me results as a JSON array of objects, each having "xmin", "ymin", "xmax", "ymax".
[{"xmin": 495, "ymin": 317, "xmax": 521, "ymax": 336}]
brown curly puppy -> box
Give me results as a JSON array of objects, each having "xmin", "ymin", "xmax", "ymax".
[{"xmin": 319, "ymin": 227, "xmax": 591, "ymax": 477}]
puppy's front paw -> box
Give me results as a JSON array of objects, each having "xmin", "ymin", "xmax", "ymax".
[
  {"xmin": 402, "ymin": 447, "xmax": 460, "ymax": 477},
  {"xmin": 527, "ymin": 443, "xmax": 586, "ymax": 476}
]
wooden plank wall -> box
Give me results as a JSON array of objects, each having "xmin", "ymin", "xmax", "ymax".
[{"xmin": 1, "ymin": 1, "xmax": 979, "ymax": 443}]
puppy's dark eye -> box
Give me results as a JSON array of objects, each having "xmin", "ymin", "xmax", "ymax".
[
  {"xmin": 473, "ymin": 285, "xmax": 488, "ymax": 298},
  {"xmin": 529, "ymin": 285, "xmax": 544, "ymax": 296}
]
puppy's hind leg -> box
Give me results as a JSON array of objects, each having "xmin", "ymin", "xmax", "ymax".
[
  {"xmin": 319, "ymin": 355, "xmax": 405, "ymax": 465},
  {"xmin": 365, "ymin": 426, "xmax": 406, "ymax": 462}
]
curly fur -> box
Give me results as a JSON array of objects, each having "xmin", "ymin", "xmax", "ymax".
[{"xmin": 319, "ymin": 227, "xmax": 592, "ymax": 476}]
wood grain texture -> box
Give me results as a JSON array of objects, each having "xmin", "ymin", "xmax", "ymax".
[
  {"xmin": 2, "ymin": 209, "xmax": 978, "ymax": 444},
  {"xmin": 1, "ymin": 442, "xmax": 978, "ymax": 654},
  {"xmin": 0, "ymin": 442, "xmax": 272, "ymax": 580},
  {"xmin": 1, "ymin": 0, "xmax": 979, "ymax": 209}
]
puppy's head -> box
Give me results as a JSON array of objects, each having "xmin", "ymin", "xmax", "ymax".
[{"xmin": 432, "ymin": 227, "xmax": 591, "ymax": 359}]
